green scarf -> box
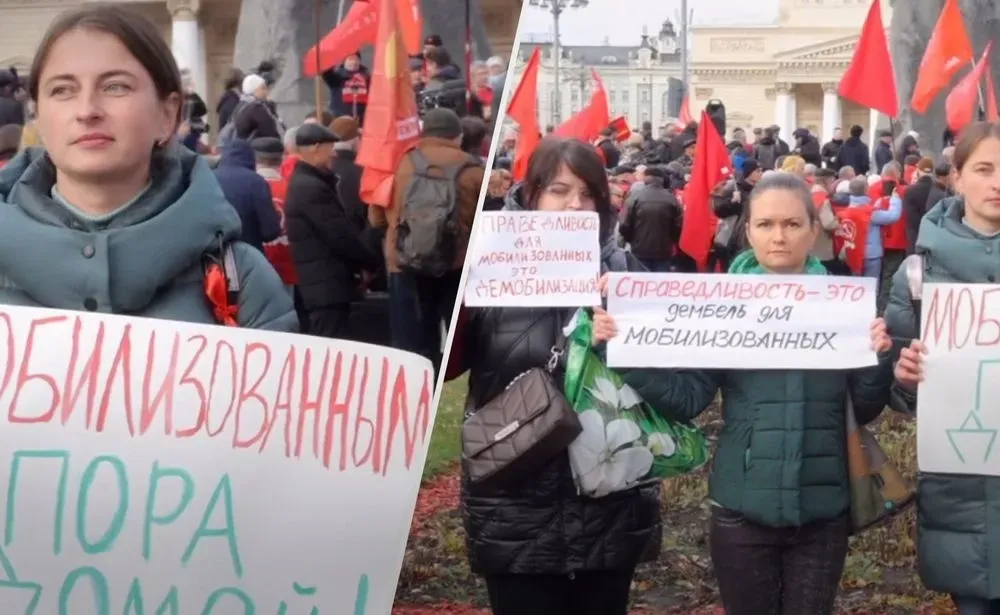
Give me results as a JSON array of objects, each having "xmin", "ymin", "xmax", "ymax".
[{"xmin": 727, "ymin": 249, "xmax": 828, "ymax": 275}]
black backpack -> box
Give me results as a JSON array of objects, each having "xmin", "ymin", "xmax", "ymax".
[{"xmin": 396, "ymin": 149, "xmax": 479, "ymax": 277}]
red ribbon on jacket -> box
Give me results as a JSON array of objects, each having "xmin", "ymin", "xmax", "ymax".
[{"xmin": 204, "ymin": 263, "xmax": 239, "ymax": 327}]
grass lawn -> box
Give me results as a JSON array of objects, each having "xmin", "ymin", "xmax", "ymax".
[{"xmin": 423, "ymin": 375, "xmax": 467, "ymax": 479}]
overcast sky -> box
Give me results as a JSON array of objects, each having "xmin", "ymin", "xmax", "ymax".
[{"xmin": 515, "ymin": 0, "xmax": 781, "ymax": 46}]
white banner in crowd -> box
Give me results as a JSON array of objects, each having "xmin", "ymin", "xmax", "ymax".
[
  {"xmin": 605, "ymin": 273, "xmax": 878, "ymax": 370},
  {"xmin": 918, "ymin": 283, "xmax": 1000, "ymax": 476},
  {"xmin": 0, "ymin": 306, "xmax": 434, "ymax": 614},
  {"xmin": 463, "ymin": 211, "xmax": 602, "ymax": 307}
]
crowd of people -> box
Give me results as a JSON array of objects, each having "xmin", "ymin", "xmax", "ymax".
[
  {"xmin": 0, "ymin": 4, "xmax": 506, "ymax": 375},
  {"xmin": 446, "ymin": 100, "xmax": 998, "ymax": 615}
]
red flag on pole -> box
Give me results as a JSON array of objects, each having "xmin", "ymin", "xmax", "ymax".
[
  {"xmin": 553, "ymin": 70, "xmax": 611, "ymax": 143},
  {"xmin": 302, "ymin": 1, "xmax": 379, "ymax": 78},
  {"xmin": 506, "ymin": 47, "xmax": 542, "ymax": 182},
  {"xmin": 946, "ymin": 42, "xmax": 993, "ymax": 133},
  {"xmin": 679, "ymin": 110, "xmax": 733, "ymax": 271},
  {"xmin": 356, "ymin": 0, "xmax": 421, "ymax": 207},
  {"xmin": 838, "ymin": 0, "xmax": 898, "ymax": 117},
  {"xmin": 911, "ymin": 0, "xmax": 974, "ymax": 114}
]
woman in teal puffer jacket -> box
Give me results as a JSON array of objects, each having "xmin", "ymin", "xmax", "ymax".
[
  {"xmin": 887, "ymin": 121, "xmax": 1000, "ymax": 615},
  {"xmin": 0, "ymin": 4, "xmax": 295, "ymax": 331},
  {"xmin": 599, "ymin": 172, "xmax": 894, "ymax": 615}
]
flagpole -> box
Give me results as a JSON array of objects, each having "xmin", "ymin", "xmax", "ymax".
[
  {"xmin": 314, "ymin": 0, "xmax": 324, "ymax": 119},
  {"xmin": 465, "ymin": 0, "xmax": 473, "ymax": 115},
  {"xmin": 972, "ymin": 59, "xmax": 988, "ymax": 121}
]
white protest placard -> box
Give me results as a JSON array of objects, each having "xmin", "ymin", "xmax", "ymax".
[
  {"xmin": 463, "ymin": 211, "xmax": 602, "ymax": 307},
  {"xmin": 606, "ymin": 272, "xmax": 878, "ymax": 369},
  {"xmin": 0, "ymin": 305, "xmax": 434, "ymax": 614},
  {"xmin": 917, "ymin": 283, "xmax": 1000, "ymax": 476}
]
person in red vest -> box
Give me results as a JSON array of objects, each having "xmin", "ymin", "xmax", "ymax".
[
  {"xmin": 251, "ymin": 137, "xmax": 296, "ymax": 291},
  {"xmin": 320, "ymin": 51, "xmax": 370, "ymax": 123},
  {"xmin": 871, "ymin": 161, "xmax": 911, "ymax": 312}
]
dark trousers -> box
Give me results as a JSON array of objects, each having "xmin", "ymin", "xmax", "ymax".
[
  {"xmin": 307, "ymin": 304, "xmax": 351, "ymax": 339},
  {"xmin": 388, "ymin": 269, "xmax": 461, "ymax": 375},
  {"xmin": 710, "ymin": 506, "xmax": 849, "ymax": 615},
  {"xmin": 637, "ymin": 257, "xmax": 675, "ymax": 273},
  {"xmin": 707, "ymin": 246, "xmax": 733, "ymax": 273},
  {"xmin": 484, "ymin": 569, "xmax": 634, "ymax": 615},
  {"xmin": 953, "ymin": 596, "xmax": 1000, "ymax": 615},
  {"xmin": 822, "ymin": 259, "xmax": 853, "ymax": 276}
]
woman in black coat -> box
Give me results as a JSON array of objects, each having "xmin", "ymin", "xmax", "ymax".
[{"xmin": 446, "ymin": 138, "xmax": 660, "ymax": 615}]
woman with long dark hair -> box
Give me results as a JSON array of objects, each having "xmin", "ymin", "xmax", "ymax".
[{"xmin": 445, "ymin": 137, "xmax": 659, "ymax": 615}]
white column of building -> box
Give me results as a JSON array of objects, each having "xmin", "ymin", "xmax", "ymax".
[
  {"xmin": 821, "ymin": 83, "xmax": 841, "ymax": 143},
  {"xmin": 168, "ymin": 0, "xmax": 206, "ymax": 98},
  {"xmin": 196, "ymin": 25, "xmax": 208, "ymax": 99},
  {"xmin": 774, "ymin": 83, "xmax": 791, "ymax": 135},
  {"xmin": 787, "ymin": 85, "xmax": 797, "ymax": 132},
  {"xmin": 868, "ymin": 107, "xmax": 881, "ymax": 164}
]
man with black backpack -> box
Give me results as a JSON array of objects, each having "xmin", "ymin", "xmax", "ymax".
[{"xmin": 369, "ymin": 108, "xmax": 484, "ymax": 372}]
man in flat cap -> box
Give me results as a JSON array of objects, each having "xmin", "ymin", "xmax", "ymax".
[
  {"xmin": 370, "ymin": 108, "xmax": 483, "ymax": 371},
  {"xmin": 329, "ymin": 116, "xmax": 369, "ymax": 233},
  {"xmin": 284, "ymin": 123, "xmax": 381, "ymax": 338}
]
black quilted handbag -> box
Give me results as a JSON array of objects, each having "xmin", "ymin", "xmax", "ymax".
[{"xmin": 461, "ymin": 342, "xmax": 582, "ymax": 487}]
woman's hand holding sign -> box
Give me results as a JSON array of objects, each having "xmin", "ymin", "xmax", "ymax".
[
  {"xmin": 592, "ymin": 274, "xmax": 618, "ymax": 347},
  {"xmin": 869, "ymin": 318, "xmax": 891, "ymax": 354},
  {"xmin": 894, "ymin": 340, "xmax": 926, "ymax": 392}
]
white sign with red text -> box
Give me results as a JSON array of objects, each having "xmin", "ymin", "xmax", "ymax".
[
  {"xmin": 606, "ymin": 272, "xmax": 878, "ymax": 369},
  {"xmin": 0, "ymin": 305, "xmax": 434, "ymax": 614},
  {"xmin": 463, "ymin": 211, "xmax": 602, "ymax": 307},
  {"xmin": 917, "ymin": 283, "xmax": 1000, "ymax": 476}
]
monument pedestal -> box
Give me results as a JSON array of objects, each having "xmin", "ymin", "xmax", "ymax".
[{"xmin": 890, "ymin": 0, "xmax": 1000, "ymax": 156}]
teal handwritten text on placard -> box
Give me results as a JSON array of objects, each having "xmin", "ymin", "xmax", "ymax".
[{"xmin": 0, "ymin": 449, "xmax": 372, "ymax": 614}]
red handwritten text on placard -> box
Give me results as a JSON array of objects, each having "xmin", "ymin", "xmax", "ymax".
[
  {"xmin": 925, "ymin": 286, "xmax": 1000, "ymax": 351},
  {"xmin": 1, "ymin": 313, "xmax": 433, "ymax": 477},
  {"xmin": 482, "ymin": 213, "xmax": 600, "ymax": 235},
  {"xmin": 613, "ymin": 277, "xmax": 867, "ymax": 302}
]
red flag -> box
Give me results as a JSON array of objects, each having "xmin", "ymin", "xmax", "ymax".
[
  {"xmin": 396, "ymin": 0, "xmax": 423, "ymax": 56},
  {"xmin": 838, "ymin": 0, "xmax": 898, "ymax": 117},
  {"xmin": 553, "ymin": 70, "xmax": 611, "ymax": 142},
  {"xmin": 987, "ymin": 65, "xmax": 1000, "ymax": 121},
  {"xmin": 834, "ymin": 206, "xmax": 873, "ymax": 275},
  {"xmin": 674, "ymin": 96, "xmax": 693, "ymax": 129},
  {"xmin": 609, "ymin": 116, "xmax": 631, "ymax": 142},
  {"xmin": 356, "ymin": 0, "xmax": 421, "ymax": 207},
  {"xmin": 679, "ymin": 110, "xmax": 733, "ymax": 271},
  {"xmin": 946, "ymin": 42, "xmax": 993, "ymax": 133},
  {"xmin": 507, "ymin": 47, "xmax": 541, "ymax": 182},
  {"xmin": 911, "ymin": 0, "xmax": 974, "ymax": 114},
  {"xmin": 303, "ymin": 1, "xmax": 379, "ymax": 78}
]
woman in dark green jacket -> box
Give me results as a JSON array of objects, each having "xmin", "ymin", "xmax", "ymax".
[
  {"xmin": 605, "ymin": 172, "xmax": 894, "ymax": 615},
  {"xmin": 887, "ymin": 122, "xmax": 1000, "ymax": 615}
]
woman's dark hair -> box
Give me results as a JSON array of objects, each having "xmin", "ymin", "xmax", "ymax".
[
  {"xmin": 744, "ymin": 172, "xmax": 818, "ymax": 227},
  {"xmin": 953, "ymin": 121, "xmax": 1000, "ymax": 172},
  {"xmin": 29, "ymin": 4, "xmax": 183, "ymax": 127},
  {"xmin": 522, "ymin": 137, "xmax": 613, "ymax": 238},
  {"xmin": 223, "ymin": 67, "xmax": 244, "ymax": 91},
  {"xmin": 0, "ymin": 124, "xmax": 22, "ymax": 160},
  {"xmin": 460, "ymin": 116, "xmax": 487, "ymax": 155}
]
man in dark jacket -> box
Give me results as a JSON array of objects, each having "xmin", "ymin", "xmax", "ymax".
[
  {"xmin": 596, "ymin": 128, "xmax": 621, "ymax": 169},
  {"xmin": 619, "ymin": 167, "xmax": 683, "ymax": 271},
  {"xmin": 770, "ymin": 124, "xmax": 791, "ymax": 155},
  {"xmin": 821, "ymin": 127, "xmax": 844, "ymax": 170},
  {"xmin": 286, "ymin": 124, "xmax": 381, "ymax": 338},
  {"xmin": 753, "ymin": 128, "xmax": 780, "ymax": 170},
  {"xmin": 321, "ymin": 52, "xmax": 371, "ymax": 122},
  {"xmin": 874, "ymin": 129, "xmax": 894, "ymax": 173},
  {"xmin": 902, "ymin": 158, "xmax": 936, "ymax": 254},
  {"xmin": 214, "ymin": 139, "xmax": 281, "ymax": 253},
  {"xmin": 792, "ymin": 128, "xmax": 822, "ymax": 167},
  {"xmin": 837, "ymin": 125, "xmax": 871, "ymax": 176},
  {"xmin": 0, "ymin": 70, "xmax": 24, "ymax": 128}
]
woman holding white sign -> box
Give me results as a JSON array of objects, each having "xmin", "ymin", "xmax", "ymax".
[
  {"xmin": 447, "ymin": 139, "xmax": 658, "ymax": 615},
  {"xmin": 884, "ymin": 121, "xmax": 1000, "ymax": 615},
  {"xmin": 0, "ymin": 6, "xmax": 296, "ymax": 330},
  {"xmin": 600, "ymin": 172, "xmax": 894, "ymax": 615}
]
